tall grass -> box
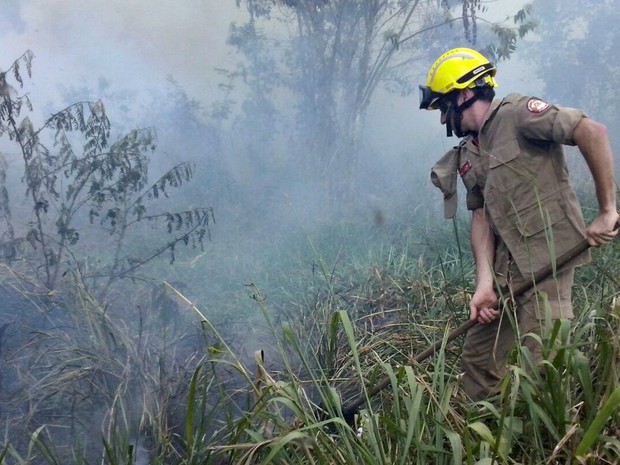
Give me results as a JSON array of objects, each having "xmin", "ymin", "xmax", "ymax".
[
  {"xmin": 157, "ymin": 238, "xmax": 619, "ymax": 464},
  {"xmin": 0, "ymin": 219, "xmax": 618, "ymax": 464}
]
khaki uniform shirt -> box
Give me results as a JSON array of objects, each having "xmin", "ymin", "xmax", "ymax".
[{"xmin": 431, "ymin": 93, "xmax": 591, "ymax": 283}]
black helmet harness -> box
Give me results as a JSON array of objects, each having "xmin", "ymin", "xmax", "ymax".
[{"xmin": 443, "ymin": 87, "xmax": 484, "ymax": 138}]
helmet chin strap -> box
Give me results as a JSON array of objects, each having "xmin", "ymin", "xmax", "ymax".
[{"xmin": 445, "ymin": 92, "xmax": 480, "ymax": 138}]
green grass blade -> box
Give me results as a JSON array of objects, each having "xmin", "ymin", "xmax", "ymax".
[
  {"xmin": 576, "ymin": 386, "xmax": 620, "ymax": 456},
  {"xmin": 185, "ymin": 363, "xmax": 203, "ymax": 451}
]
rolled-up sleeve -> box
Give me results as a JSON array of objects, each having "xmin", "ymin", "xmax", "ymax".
[{"xmin": 516, "ymin": 98, "xmax": 586, "ymax": 145}]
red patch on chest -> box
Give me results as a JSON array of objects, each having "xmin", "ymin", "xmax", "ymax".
[{"xmin": 459, "ymin": 161, "xmax": 472, "ymax": 176}]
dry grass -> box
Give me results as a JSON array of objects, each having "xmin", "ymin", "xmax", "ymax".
[{"xmin": 0, "ymin": 222, "xmax": 618, "ymax": 464}]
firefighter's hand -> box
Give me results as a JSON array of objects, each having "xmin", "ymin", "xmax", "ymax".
[
  {"xmin": 586, "ymin": 211, "xmax": 619, "ymax": 246},
  {"xmin": 470, "ymin": 286, "xmax": 499, "ymax": 324}
]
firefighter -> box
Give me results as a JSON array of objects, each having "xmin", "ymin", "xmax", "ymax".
[{"xmin": 420, "ymin": 47, "xmax": 619, "ymax": 401}]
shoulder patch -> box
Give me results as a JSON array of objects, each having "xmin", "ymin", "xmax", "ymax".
[{"xmin": 526, "ymin": 98, "xmax": 550, "ymax": 113}]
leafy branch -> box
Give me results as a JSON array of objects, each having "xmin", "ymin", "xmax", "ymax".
[{"xmin": 0, "ymin": 52, "xmax": 215, "ymax": 295}]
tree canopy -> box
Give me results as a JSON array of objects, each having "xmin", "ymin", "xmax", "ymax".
[
  {"xmin": 525, "ymin": 0, "xmax": 619, "ymax": 147},
  {"xmin": 226, "ymin": 0, "xmax": 534, "ymax": 211}
]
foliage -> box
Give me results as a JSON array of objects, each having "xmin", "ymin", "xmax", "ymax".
[
  {"xmin": 224, "ymin": 0, "xmax": 534, "ymax": 210},
  {"xmin": 1, "ymin": 8, "xmax": 618, "ymax": 460},
  {"xmin": 2, "ymin": 214, "xmax": 616, "ymax": 464},
  {"xmin": 0, "ymin": 53, "xmax": 217, "ymax": 462},
  {"xmin": 170, "ymin": 235, "xmax": 620, "ymax": 465},
  {"xmin": 0, "ymin": 52, "xmax": 214, "ymax": 294},
  {"xmin": 524, "ymin": 0, "xmax": 620, "ymax": 147},
  {"xmin": 0, "ymin": 270, "xmax": 204, "ymax": 464}
]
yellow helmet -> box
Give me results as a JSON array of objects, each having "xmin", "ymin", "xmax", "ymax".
[{"xmin": 419, "ymin": 47, "xmax": 497, "ymax": 110}]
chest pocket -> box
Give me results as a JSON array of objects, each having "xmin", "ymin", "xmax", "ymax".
[
  {"xmin": 486, "ymin": 138, "xmax": 540, "ymax": 213},
  {"xmin": 488, "ymin": 138, "xmax": 520, "ymax": 169}
]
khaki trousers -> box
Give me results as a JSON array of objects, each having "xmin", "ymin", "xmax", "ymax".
[{"xmin": 459, "ymin": 267, "xmax": 574, "ymax": 402}]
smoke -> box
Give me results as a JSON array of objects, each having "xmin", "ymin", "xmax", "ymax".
[
  {"xmin": 1, "ymin": 0, "xmax": 243, "ymax": 109},
  {"xmin": 6, "ymin": 0, "xmax": 613, "ymax": 459}
]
